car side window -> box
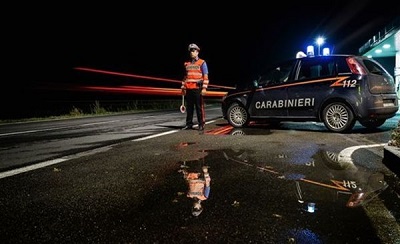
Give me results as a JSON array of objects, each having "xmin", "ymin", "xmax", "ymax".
[
  {"xmin": 298, "ymin": 64, "xmax": 311, "ymax": 80},
  {"xmin": 297, "ymin": 58, "xmax": 335, "ymax": 80},
  {"xmin": 258, "ymin": 60, "xmax": 295, "ymax": 86},
  {"xmin": 337, "ymin": 58, "xmax": 351, "ymax": 74}
]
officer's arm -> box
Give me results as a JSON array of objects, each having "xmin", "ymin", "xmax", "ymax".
[
  {"xmin": 201, "ymin": 62, "xmax": 209, "ymax": 95},
  {"xmin": 199, "ymin": 166, "xmax": 211, "ymax": 199},
  {"xmin": 182, "ymin": 65, "xmax": 187, "ymax": 95},
  {"xmin": 204, "ymin": 174, "xmax": 211, "ymax": 199}
]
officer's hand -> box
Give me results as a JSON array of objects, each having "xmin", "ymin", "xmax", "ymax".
[{"xmin": 201, "ymin": 89, "xmax": 206, "ymax": 96}]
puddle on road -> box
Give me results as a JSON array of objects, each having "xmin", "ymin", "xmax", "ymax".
[
  {"xmin": 174, "ymin": 142, "xmax": 388, "ymax": 218},
  {"xmin": 134, "ymin": 141, "xmax": 395, "ymax": 243},
  {"xmin": 207, "ymin": 119, "xmax": 397, "ymax": 135},
  {"xmin": 206, "ymin": 121, "xmax": 326, "ymax": 135}
]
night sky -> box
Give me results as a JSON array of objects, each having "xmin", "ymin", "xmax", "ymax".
[{"xmin": 3, "ymin": 1, "xmax": 398, "ymax": 118}]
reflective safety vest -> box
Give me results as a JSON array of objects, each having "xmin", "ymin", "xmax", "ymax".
[
  {"xmin": 187, "ymin": 179, "xmax": 208, "ymax": 200},
  {"xmin": 182, "ymin": 58, "xmax": 209, "ymax": 90},
  {"xmin": 186, "ymin": 172, "xmax": 211, "ymax": 201}
]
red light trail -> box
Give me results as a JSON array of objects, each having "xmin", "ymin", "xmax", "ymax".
[
  {"xmin": 72, "ymin": 67, "xmax": 234, "ymax": 97},
  {"xmin": 74, "ymin": 67, "xmax": 236, "ymax": 90},
  {"xmin": 79, "ymin": 85, "xmax": 227, "ymax": 97}
]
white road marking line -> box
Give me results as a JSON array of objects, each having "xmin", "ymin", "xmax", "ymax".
[
  {"xmin": 0, "ymin": 159, "xmax": 68, "ymax": 179},
  {"xmin": 338, "ymin": 143, "xmax": 386, "ymax": 166},
  {"xmin": 132, "ymin": 130, "xmax": 179, "ymax": 141},
  {"xmin": 0, "ymin": 120, "xmax": 121, "ymax": 137},
  {"xmin": 0, "ymin": 120, "xmax": 218, "ymax": 178},
  {"xmin": 0, "ymin": 145, "xmax": 113, "ymax": 179}
]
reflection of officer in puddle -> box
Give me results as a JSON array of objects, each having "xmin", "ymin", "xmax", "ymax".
[{"xmin": 180, "ymin": 163, "xmax": 211, "ymax": 216}]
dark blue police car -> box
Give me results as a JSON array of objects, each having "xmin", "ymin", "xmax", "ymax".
[{"xmin": 221, "ymin": 54, "xmax": 399, "ymax": 133}]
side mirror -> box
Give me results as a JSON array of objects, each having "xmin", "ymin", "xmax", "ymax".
[{"xmin": 252, "ymin": 80, "xmax": 258, "ymax": 88}]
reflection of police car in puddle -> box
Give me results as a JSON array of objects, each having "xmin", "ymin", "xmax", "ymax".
[
  {"xmin": 223, "ymin": 149, "xmax": 388, "ymax": 209},
  {"xmin": 221, "ymin": 52, "xmax": 399, "ymax": 132}
]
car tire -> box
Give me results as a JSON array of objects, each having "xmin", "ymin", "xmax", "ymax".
[
  {"xmin": 227, "ymin": 103, "xmax": 249, "ymax": 128},
  {"xmin": 322, "ymin": 102, "xmax": 355, "ymax": 133},
  {"xmin": 359, "ymin": 118, "xmax": 386, "ymax": 129}
]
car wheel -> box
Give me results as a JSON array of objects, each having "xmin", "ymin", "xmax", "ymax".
[
  {"xmin": 227, "ymin": 103, "xmax": 249, "ymax": 128},
  {"xmin": 359, "ymin": 118, "xmax": 386, "ymax": 129},
  {"xmin": 322, "ymin": 102, "xmax": 355, "ymax": 133},
  {"xmin": 230, "ymin": 129, "xmax": 246, "ymax": 136}
]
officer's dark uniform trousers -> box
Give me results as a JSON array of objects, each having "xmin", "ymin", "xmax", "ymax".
[{"xmin": 185, "ymin": 88, "xmax": 205, "ymax": 127}]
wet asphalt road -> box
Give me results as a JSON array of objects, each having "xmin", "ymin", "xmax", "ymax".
[{"xmin": 0, "ymin": 109, "xmax": 399, "ymax": 243}]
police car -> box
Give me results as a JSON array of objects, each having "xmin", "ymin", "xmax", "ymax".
[{"xmin": 221, "ymin": 52, "xmax": 399, "ymax": 133}]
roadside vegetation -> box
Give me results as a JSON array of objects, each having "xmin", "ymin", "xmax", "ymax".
[
  {"xmin": 389, "ymin": 120, "xmax": 400, "ymax": 148},
  {"xmin": 0, "ymin": 100, "xmax": 183, "ymax": 124}
]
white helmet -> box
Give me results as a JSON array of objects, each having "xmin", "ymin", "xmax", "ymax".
[{"xmin": 188, "ymin": 43, "xmax": 200, "ymax": 51}]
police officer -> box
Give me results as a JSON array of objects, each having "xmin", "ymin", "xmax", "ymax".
[
  {"xmin": 179, "ymin": 162, "xmax": 211, "ymax": 217},
  {"xmin": 181, "ymin": 43, "xmax": 209, "ymax": 131}
]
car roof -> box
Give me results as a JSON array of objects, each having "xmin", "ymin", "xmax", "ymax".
[{"xmin": 298, "ymin": 54, "xmax": 356, "ymax": 59}]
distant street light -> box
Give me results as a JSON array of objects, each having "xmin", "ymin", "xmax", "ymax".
[{"xmin": 316, "ymin": 37, "xmax": 325, "ymax": 56}]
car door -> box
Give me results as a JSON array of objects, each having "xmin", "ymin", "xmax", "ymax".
[
  {"xmin": 287, "ymin": 57, "xmax": 335, "ymax": 118},
  {"xmin": 248, "ymin": 60, "xmax": 296, "ymax": 118}
]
